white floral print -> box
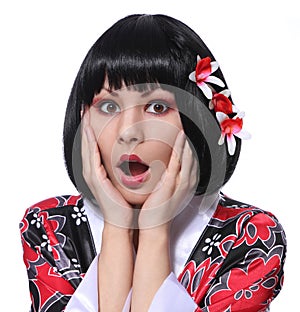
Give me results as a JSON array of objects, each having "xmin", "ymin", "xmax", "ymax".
[
  {"xmin": 202, "ymin": 233, "xmax": 221, "ymax": 255},
  {"xmin": 31, "ymin": 212, "xmax": 42, "ymax": 229},
  {"xmin": 71, "ymin": 258, "xmax": 81, "ymax": 269},
  {"xmin": 71, "ymin": 206, "xmax": 87, "ymax": 226},
  {"xmin": 40, "ymin": 234, "xmax": 52, "ymax": 252}
]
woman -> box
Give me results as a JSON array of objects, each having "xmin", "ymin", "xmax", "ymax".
[{"xmin": 20, "ymin": 14, "xmax": 286, "ymax": 311}]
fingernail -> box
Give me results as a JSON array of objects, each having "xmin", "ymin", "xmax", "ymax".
[{"xmin": 80, "ymin": 104, "xmax": 85, "ymax": 118}]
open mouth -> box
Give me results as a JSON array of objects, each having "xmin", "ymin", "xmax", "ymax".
[
  {"xmin": 117, "ymin": 154, "xmax": 150, "ymax": 188},
  {"xmin": 119, "ymin": 161, "xmax": 149, "ymax": 176}
]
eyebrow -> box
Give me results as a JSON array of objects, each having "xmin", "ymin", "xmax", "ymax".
[
  {"xmin": 105, "ymin": 89, "xmax": 119, "ymax": 97},
  {"xmin": 104, "ymin": 87, "xmax": 159, "ymax": 98},
  {"xmin": 91, "ymin": 89, "xmax": 118, "ymax": 105},
  {"xmin": 92, "ymin": 86, "xmax": 165, "ymax": 105},
  {"xmin": 140, "ymin": 89, "xmax": 158, "ymax": 98}
]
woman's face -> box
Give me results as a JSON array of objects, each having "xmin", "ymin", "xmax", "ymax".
[{"xmin": 88, "ymin": 82, "xmax": 183, "ymax": 205}]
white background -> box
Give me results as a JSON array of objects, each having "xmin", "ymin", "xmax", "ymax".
[{"xmin": 0, "ymin": 0, "xmax": 299, "ymax": 310}]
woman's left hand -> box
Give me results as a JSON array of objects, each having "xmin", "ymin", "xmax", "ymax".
[{"xmin": 138, "ymin": 130, "xmax": 198, "ymax": 229}]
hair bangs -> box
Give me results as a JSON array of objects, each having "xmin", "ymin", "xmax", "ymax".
[{"xmin": 79, "ymin": 15, "xmax": 188, "ymax": 103}]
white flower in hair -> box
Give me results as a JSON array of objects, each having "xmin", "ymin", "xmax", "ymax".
[
  {"xmin": 189, "ymin": 55, "xmax": 225, "ymax": 99},
  {"xmin": 216, "ymin": 111, "xmax": 251, "ymax": 155},
  {"xmin": 189, "ymin": 54, "xmax": 251, "ymax": 155}
]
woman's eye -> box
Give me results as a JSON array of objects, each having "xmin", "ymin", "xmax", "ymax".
[
  {"xmin": 98, "ymin": 101, "xmax": 120, "ymax": 114},
  {"xmin": 145, "ymin": 101, "xmax": 169, "ymax": 114}
]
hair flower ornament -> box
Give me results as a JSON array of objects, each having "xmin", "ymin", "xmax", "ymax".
[
  {"xmin": 209, "ymin": 89, "xmax": 238, "ymax": 114},
  {"xmin": 189, "ymin": 55, "xmax": 251, "ymax": 155},
  {"xmin": 188, "ymin": 55, "xmax": 225, "ymax": 99},
  {"xmin": 216, "ymin": 111, "xmax": 251, "ymax": 155}
]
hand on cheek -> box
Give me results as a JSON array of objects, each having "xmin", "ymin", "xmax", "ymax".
[
  {"xmin": 81, "ymin": 107, "xmax": 134, "ymax": 228},
  {"xmin": 138, "ymin": 130, "xmax": 198, "ymax": 229}
]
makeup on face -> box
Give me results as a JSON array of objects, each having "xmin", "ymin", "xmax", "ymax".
[{"xmin": 88, "ymin": 82, "xmax": 183, "ymax": 204}]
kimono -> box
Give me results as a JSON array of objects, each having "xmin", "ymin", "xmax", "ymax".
[{"xmin": 20, "ymin": 193, "xmax": 286, "ymax": 311}]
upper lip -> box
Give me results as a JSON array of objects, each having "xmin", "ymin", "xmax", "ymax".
[
  {"xmin": 118, "ymin": 154, "xmax": 146, "ymax": 166},
  {"xmin": 117, "ymin": 154, "xmax": 150, "ymax": 176}
]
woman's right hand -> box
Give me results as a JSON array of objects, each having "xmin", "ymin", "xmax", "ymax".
[{"xmin": 81, "ymin": 106, "xmax": 134, "ymax": 229}]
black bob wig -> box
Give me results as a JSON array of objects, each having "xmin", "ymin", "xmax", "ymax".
[{"xmin": 63, "ymin": 14, "xmax": 241, "ymax": 198}]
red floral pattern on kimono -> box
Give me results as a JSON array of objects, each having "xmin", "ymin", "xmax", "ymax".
[
  {"xmin": 178, "ymin": 194, "xmax": 286, "ymax": 311},
  {"xmin": 20, "ymin": 194, "xmax": 286, "ymax": 311}
]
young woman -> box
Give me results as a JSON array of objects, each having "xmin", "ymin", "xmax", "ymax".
[{"xmin": 20, "ymin": 14, "xmax": 286, "ymax": 311}]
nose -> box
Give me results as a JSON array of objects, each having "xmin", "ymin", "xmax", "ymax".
[{"xmin": 117, "ymin": 107, "xmax": 145, "ymax": 145}]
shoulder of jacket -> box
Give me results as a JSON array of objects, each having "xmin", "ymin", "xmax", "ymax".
[{"xmin": 25, "ymin": 194, "xmax": 83, "ymax": 214}]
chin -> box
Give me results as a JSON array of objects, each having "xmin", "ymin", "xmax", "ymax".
[{"xmin": 121, "ymin": 189, "xmax": 150, "ymax": 206}]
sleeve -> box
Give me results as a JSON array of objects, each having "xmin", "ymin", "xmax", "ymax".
[
  {"xmin": 20, "ymin": 207, "xmax": 80, "ymax": 311},
  {"xmin": 179, "ymin": 210, "xmax": 287, "ymax": 312},
  {"xmin": 64, "ymin": 255, "xmax": 98, "ymax": 312},
  {"xmin": 148, "ymin": 273, "xmax": 198, "ymax": 312},
  {"xmin": 65, "ymin": 261, "xmax": 197, "ymax": 312},
  {"xmin": 64, "ymin": 254, "xmax": 132, "ymax": 312}
]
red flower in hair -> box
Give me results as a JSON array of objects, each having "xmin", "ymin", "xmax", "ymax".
[
  {"xmin": 189, "ymin": 56, "xmax": 225, "ymax": 99},
  {"xmin": 188, "ymin": 54, "xmax": 251, "ymax": 155},
  {"xmin": 216, "ymin": 111, "xmax": 251, "ymax": 155},
  {"xmin": 209, "ymin": 90, "xmax": 235, "ymax": 114}
]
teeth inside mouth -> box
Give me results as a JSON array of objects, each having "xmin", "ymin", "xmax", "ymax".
[{"xmin": 120, "ymin": 161, "xmax": 149, "ymax": 176}]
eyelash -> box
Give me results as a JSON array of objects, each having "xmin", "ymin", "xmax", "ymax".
[
  {"xmin": 96, "ymin": 101, "xmax": 121, "ymax": 114},
  {"xmin": 145, "ymin": 101, "xmax": 170, "ymax": 115},
  {"xmin": 95, "ymin": 100, "xmax": 171, "ymax": 115}
]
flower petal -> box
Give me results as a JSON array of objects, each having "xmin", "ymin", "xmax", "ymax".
[
  {"xmin": 196, "ymin": 57, "xmax": 212, "ymax": 81},
  {"xmin": 207, "ymin": 246, "xmax": 213, "ymax": 255},
  {"xmin": 188, "ymin": 71, "xmax": 196, "ymax": 82},
  {"xmin": 210, "ymin": 61, "xmax": 219, "ymax": 73},
  {"xmin": 216, "ymin": 111, "xmax": 228, "ymax": 124},
  {"xmin": 235, "ymin": 129, "xmax": 251, "ymax": 140},
  {"xmin": 202, "ymin": 245, "xmax": 209, "ymax": 252},
  {"xmin": 211, "ymin": 93, "xmax": 233, "ymax": 114},
  {"xmin": 205, "ymin": 76, "xmax": 225, "ymax": 87},
  {"xmin": 198, "ymin": 82, "xmax": 213, "ymax": 99},
  {"xmin": 232, "ymin": 105, "xmax": 239, "ymax": 113},
  {"xmin": 236, "ymin": 111, "xmax": 245, "ymax": 118},
  {"xmin": 227, "ymin": 134, "xmax": 236, "ymax": 155},
  {"xmin": 220, "ymin": 89, "xmax": 231, "ymax": 97},
  {"xmin": 218, "ymin": 134, "xmax": 225, "ymax": 145}
]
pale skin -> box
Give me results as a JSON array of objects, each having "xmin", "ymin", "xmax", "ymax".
[{"xmin": 81, "ymin": 82, "xmax": 198, "ymax": 311}]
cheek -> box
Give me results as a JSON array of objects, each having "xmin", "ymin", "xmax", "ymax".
[
  {"xmin": 144, "ymin": 118, "xmax": 182, "ymax": 148},
  {"xmin": 89, "ymin": 106, "xmax": 117, "ymax": 137},
  {"xmin": 148, "ymin": 141, "xmax": 173, "ymax": 167},
  {"xmin": 97, "ymin": 135, "xmax": 115, "ymax": 172},
  {"xmin": 89, "ymin": 112, "xmax": 116, "ymax": 167}
]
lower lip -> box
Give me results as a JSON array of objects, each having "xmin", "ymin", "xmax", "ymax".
[{"xmin": 117, "ymin": 168, "xmax": 150, "ymax": 189}]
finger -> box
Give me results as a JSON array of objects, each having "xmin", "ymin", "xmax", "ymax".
[
  {"xmin": 157, "ymin": 130, "xmax": 185, "ymax": 196},
  {"xmin": 81, "ymin": 108, "xmax": 91, "ymax": 176},
  {"xmin": 167, "ymin": 130, "xmax": 186, "ymax": 179},
  {"xmin": 85, "ymin": 124, "xmax": 102, "ymax": 178},
  {"xmin": 191, "ymin": 157, "xmax": 199, "ymax": 188},
  {"xmin": 81, "ymin": 108, "xmax": 102, "ymax": 182},
  {"xmin": 81, "ymin": 104, "xmax": 89, "ymax": 135},
  {"xmin": 80, "ymin": 103, "xmax": 85, "ymax": 118},
  {"xmin": 180, "ymin": 139, "xmax": 196, "ymax": 182},
  {"xmin": 173, "ymin": 141, "xmax": 198, "ymax": 204}
]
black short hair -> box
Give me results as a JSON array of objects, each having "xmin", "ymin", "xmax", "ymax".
[{"xmin": 63, "ymin": 14, "xmax": 241, "ymax": 197}]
